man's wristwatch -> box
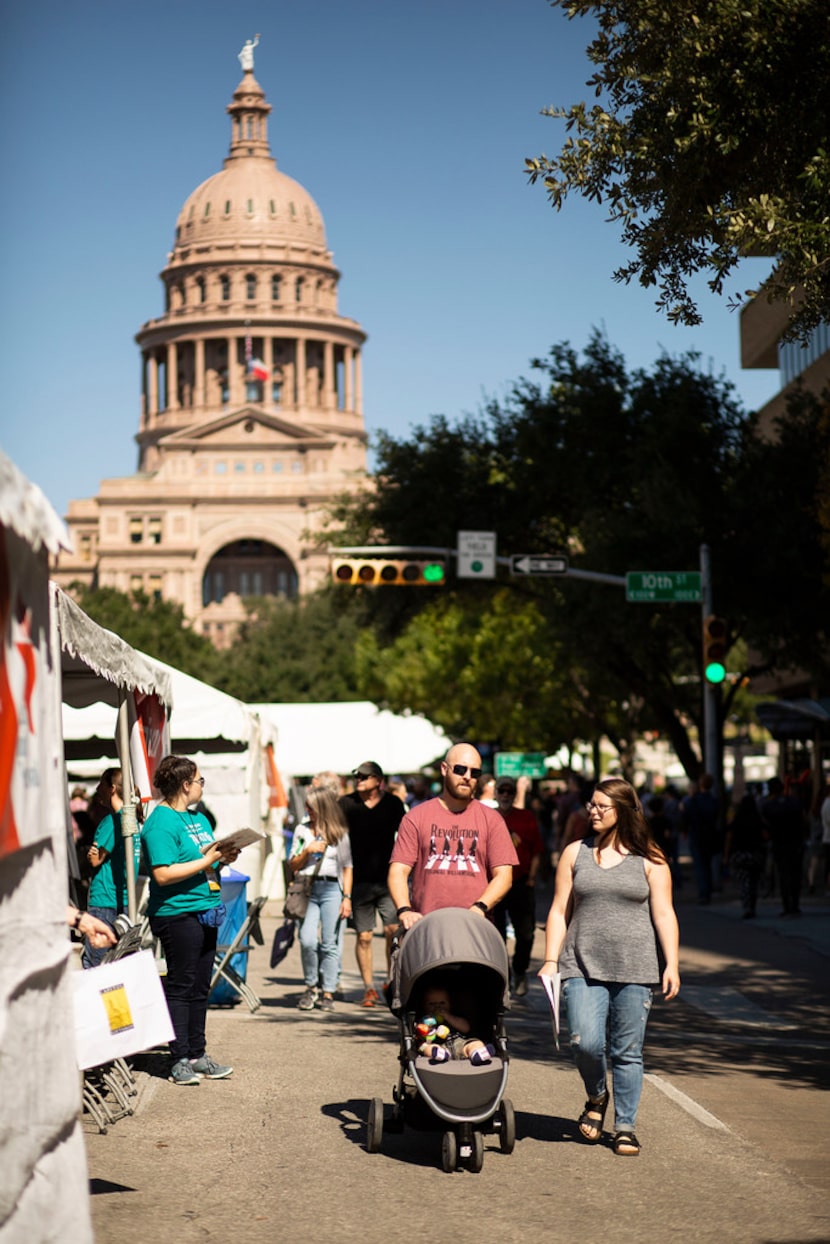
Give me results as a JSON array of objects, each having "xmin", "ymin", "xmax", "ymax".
[
  {"xmin": 472, "ymin": 900, "xmax": 488, "ymax": 914},
  {"xmin": 396, "ymin": 905, "xmax": 413, "ymax": 917}
]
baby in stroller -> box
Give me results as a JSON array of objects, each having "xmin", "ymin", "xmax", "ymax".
[{"xmin": 417, "ymin": 974, "xmax": 495, "ymax": 1066}]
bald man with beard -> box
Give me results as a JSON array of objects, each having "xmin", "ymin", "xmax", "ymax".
[{"xmin": 388, "ymin": 743, "xmax": 518, "ymax": 931}]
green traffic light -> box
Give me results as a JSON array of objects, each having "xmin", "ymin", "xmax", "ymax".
[
  {"xmin": 705, "ymin": 662, "xmax": 726, "ymax": 684},
  {"xmin": 423, "ymin": 562, "xmax": 445, "ymax": 583}
]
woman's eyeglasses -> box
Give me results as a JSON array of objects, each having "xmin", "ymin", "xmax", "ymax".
[
  {"xmin": 585, "ymin": 801, "xmax": 613, "ymax": 815},
  {"xmin": 191, "ymin": 776, "xmax": 206, "ymax": 788},
  {"xmin": 450, "ymin": 764, "xmax": 482, "ymax": 779}
]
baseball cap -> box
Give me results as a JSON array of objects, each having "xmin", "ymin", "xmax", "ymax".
[
  {"xmin": 496, "ymin": 776, "xmax": 516, "ymax": 793},
  {"xmin": 353, "ymin": 761, "xmax": 384, "ymax": 779}
]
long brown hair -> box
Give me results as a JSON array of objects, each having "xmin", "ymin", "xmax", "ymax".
[
  {"xmin": 594, "ymin": 777, "xmax": 664, "ymax": 863},
  {"xmin": 305, "ymin": 788, "xmax": 349, "ymax": 846}
]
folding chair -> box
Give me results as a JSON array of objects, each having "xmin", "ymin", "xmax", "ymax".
[{"xmin": 210, "ymin": 895, "xmax": 267, "ymax": 1012}]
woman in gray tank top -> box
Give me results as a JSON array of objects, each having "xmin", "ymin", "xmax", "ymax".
[{"xmin": 539, "ymin": 778, "xmax": 680, "ymax": 1157}]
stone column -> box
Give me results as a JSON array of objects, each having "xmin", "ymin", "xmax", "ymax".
[
  {"xmin": 229, "ymin": 335, "xmax": 242, "ymax": 405},
  {"xmin": 148, "ymin": 352, "xmax": 159, "ymax": 418},
  {"xmin": 167, "ymin": 342, "xmax": 179, "ymax": 411},
  {"xmin": 323, "ymin": 340, "xmax": 334, "ymax": 410},
  {"xmin": 295, "ymin": 337, "xmax": 306, "ymax": 408},
  {"xmin": 355, "ymin": 348, "xmax": 363, "ymax": 416},
  {"xmin": 194, "ymin": 337, "xmax": 205, "ymax": 408},
  {"xmin": 344, "ymin": 345, "xmax": 354, "ymax": 412}
]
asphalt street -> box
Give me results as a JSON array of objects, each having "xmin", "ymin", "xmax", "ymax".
[{"xmin": 84, "ymin": 885, "xmax": 830, "ymax": 1244}]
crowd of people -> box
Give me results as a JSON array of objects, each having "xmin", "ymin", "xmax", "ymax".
[{"xmin": 67, "ymin": 747, "xmax": 828, "ymax": 1148}]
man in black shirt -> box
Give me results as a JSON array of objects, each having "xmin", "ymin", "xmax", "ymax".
[{"xmin": 340, "ymin": 760, "xmax": 405, "ymax": 1006}]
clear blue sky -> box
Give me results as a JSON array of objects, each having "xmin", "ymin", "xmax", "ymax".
[{"xmin": 0, "ymin": 0, "xmax": 779, "ymax": 518}]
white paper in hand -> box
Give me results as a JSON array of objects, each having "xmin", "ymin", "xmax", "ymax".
[
  {"xmin": 539, "ymin": 970, "xmax": 562, "ymax": 1051},
  {"xmin": 200, "ymin": 827, "xmax": 266, "ymax": 855}
]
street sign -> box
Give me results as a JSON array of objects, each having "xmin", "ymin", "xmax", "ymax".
[
  {"xmin": 494, "ymin": 752, "xmax": 549, "ymax": 779},
  {"xmin": 457, "ymin": 530, "xmax": 496, "ymax": 579},
  {"xmin": 626, "ymin": 571, "xmax": 702, "ymax": 603},
  {"xmin": 510, "ymin": 554, "xmax": 568, "ymax": 576}
]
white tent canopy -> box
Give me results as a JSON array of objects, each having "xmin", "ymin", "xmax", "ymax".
[
  {"xmin": 63, "ymin": 657, "xmax": 280, "ymax": 893},
  {"xmin": 54, "ymin": 585, "xmax": 173, "ymax": 712},
  {"xmin": 252, "ymin": 700, "xmax": 452, "ymax": 779},
  {"xmin": 62, "ymin": 657, "xmax": 270, "ymax": 755}
]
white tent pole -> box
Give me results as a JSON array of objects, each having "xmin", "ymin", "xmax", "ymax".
[{"xmin": 116, "ymin": 691, "xmax": 138, "ymax": 922}]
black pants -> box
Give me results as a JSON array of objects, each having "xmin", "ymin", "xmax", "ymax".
[
  {"xmin": 151, "ymin": 913, "xmax": 217, "ymax": 1063},
  {"xmin": 492, "ymin": 878, "xmax": 536, "ymax": 978},
  {"xmin": 773, "ymin": 845, "xmax": 804, "ymax": 914}
]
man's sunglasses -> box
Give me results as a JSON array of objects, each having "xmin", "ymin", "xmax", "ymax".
[{"xmin": 450, "ymin": 763, "xmax": 482, "ymax": 780}]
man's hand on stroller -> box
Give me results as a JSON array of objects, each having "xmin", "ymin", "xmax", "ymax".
[{"xmin": 398, "ymin": 907, "xmax": 422, "ymax": 931}]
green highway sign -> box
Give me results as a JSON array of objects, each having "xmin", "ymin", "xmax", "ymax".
[
  {"xmin": 626, "ymin": 571, "xmax": 702, "ymax": 603},
  {"xmin": 494, "ymin": 752, "xmax": 549, "ymax": 779}
]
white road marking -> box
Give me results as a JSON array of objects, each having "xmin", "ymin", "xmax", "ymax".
[{"xmin": 645, "ymin": 1073, "xmax": 730, "ymax": 1131}]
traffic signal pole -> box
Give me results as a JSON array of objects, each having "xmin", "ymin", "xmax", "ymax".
[{"xmin": 700, "ymin": 543, "xmax": 719, "ymax": 792}]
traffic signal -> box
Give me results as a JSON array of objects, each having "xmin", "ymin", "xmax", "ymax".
[
  {"xmin": 331, "ymin": 557, "xmax": 446, "ymax": 586},
  {"xmin": 702, "ymin": 615, "xmax": 728, "ymax": 684}
]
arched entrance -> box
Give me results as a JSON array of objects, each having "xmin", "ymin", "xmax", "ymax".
[{"xmin": 202, "ymin": 539, "xmax": 298, "ymax": 606}]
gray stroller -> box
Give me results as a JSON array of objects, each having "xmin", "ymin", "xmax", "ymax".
[{"xmin": 366, "ymin": 907, "xmax": 515, "ymax": 1172}]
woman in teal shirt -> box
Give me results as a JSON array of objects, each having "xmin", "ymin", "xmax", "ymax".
[
  {"xmin": 82, "ymin": 808, "xmax": 142, "ymax": 968},
  {"xmin": 142, "ymin": 755, "xmax": 240, "ymax": 1086}
]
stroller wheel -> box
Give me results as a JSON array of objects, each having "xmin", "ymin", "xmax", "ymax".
[
  {"xmin": 441, "ymin": 1130, "xmax": 457, "ymax": 1173},
  {"xmin": 496, "ymin": 1098, "xmax": 516, "ymax": 1154},
  {"xmin": 366, "ymin": 1098, "xmax": 384, "ymax": 1153},
  {"xmin": 467, "ymin": 1130, "xmax": 484, "ymax": 1174}
]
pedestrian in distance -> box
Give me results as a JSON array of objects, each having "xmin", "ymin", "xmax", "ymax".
[
  {"xmin": 762, "ymin": 777, "xmax": 808, "ymax": 917},
  {"xmin": 724, "ymin": 794, "xmax": 767, "ymax": 919},
  {"xmin": 540, "ymin": 777, "xmax": 680, "ymax": 1157},
  {"xmin": 291, "ymin": 787, "xmax": 353, "ymax": 1013},
  {"xmin": 491, "ymin": 776, "xmax": 543, "ymax": 997},
  {"xmin": 388, "ymin": 742, "xmax": 518, "ymax": 930},
  {"xmin": 142, "ymin": 755, "xmax": 240, "ymax": 1085}
]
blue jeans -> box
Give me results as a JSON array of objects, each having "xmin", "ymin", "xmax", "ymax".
[
  {"xmin": 82, "ymin": 905, "xmax": 117, "ymax": 969},
  {"xmin": 562, "ymin": 977, "xmax": 653, "ymax": 1132},
  {"xmin": 299, "ymin": 878, "xmax": 342, "ymax": 994}
]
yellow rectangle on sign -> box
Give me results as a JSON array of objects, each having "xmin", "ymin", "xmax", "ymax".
[{"xmin": 100, "ymin": 983, "xmax": 135, "ymax": 1035}]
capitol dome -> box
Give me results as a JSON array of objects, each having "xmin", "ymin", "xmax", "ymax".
[
  {"xmin": 166, "ymin": 70, "xmax": 332, "ymax": 271},
  {"xmin": 174, "ymin": 163, "xmax": 327, "ymax": 255}
]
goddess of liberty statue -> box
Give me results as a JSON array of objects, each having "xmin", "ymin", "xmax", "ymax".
[{"xmin": 238, "ymin": 34, "xmax": 260, "ymax": 72}]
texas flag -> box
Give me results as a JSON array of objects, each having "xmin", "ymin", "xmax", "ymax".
[
  {"xmin": 248, "ymin": 357, "xmax": 269, "ymax": 381},
  {"xmin": 244, "ymin": 333, "xmax": 269, "ymax": 381}
]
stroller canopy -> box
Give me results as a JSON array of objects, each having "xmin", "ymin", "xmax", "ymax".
[{"xmin": 393, "ymin": 908, "xmax": 510, "ymax": 1012}]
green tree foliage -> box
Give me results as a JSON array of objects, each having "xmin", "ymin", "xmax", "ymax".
[
  {"xmin": 526, "ymin": 0, "xmax": 830, "ymax": 337},
  {"xmin": 212, "ymin": 591, "xmax": 369, "ymax": 703},
  {"xmin": 332, "ymin": 333, "xmax": 830, "ymax": 778},
  {"xmin": 70, "ymin": 586, "xmax": 217, "ymax": 678}
]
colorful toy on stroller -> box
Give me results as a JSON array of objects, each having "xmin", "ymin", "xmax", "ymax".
[{"xmin": 366, "ymin": 907, "xmax": 515, "ymax": 1172}]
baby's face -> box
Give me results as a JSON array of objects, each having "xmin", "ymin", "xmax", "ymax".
[{"xmin": 424, "ymin": 989, "xmax": 451, "ymax": 1013}]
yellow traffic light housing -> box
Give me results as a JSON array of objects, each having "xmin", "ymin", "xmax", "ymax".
[
  {"xmin": 702, "ymin": 615, "xmax": 727, "ymax": 684},
  {"xmin": 331, "ymin": 558, "xmax": 446, "ymax": 587}
]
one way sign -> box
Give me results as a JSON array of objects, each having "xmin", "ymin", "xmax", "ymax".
[{"xmin": 510, "ymin": 554, "xmax": 569, "ymax": 576}]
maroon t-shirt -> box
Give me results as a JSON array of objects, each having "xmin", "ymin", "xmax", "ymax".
[
  {"xmin": 390, "ymin": 797, "xmax": 518, "ymax": 914},
  {"xmin": 502, "ymin": 806, "xmax": 544, "ymax": 878}
]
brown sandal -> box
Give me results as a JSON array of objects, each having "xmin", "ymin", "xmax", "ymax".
[{"xmin": 578, "ymin": 1090, "xmax": 609, "ymax": 1142}]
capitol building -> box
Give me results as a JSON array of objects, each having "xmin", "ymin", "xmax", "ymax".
[{"xmin": 54, "ymin": 45, "xmax": 368, "ymax": 645}]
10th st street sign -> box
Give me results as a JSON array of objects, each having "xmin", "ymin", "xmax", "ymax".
[
  {"xmin": 510, "ymin": 554, "xmax": 569, "ymax": 576},
  {"xmin": 626, "ymin": 571, "xmax": 702, "ymax": 602}
]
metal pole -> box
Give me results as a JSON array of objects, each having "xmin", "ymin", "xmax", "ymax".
[
  {"xmin": 700, "ymin": 543, "xmax": 719, "ymax": 793},
  {"xmin": 116, "ymin": 692, "xmax": 138, "ymax": 923}
]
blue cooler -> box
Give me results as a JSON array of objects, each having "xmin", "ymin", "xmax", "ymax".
[{"xmin": 209, "ymin": 867, "xmax": 250, "ymax": 1006}]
